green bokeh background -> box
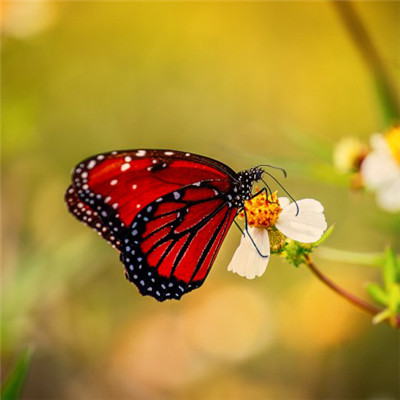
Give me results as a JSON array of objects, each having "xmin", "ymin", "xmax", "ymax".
[{"xmin": 2, "ymin": 1, "xmax": 399, "ymax": 399}]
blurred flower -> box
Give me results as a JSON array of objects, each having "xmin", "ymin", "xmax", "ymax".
[
  {"xmin": 110, "ymin": 312, "xmax": 205, "ymax": 395},
  {"xmin": 1, "ymin": 1, "xmax": 58, "ymax": 39},
  {"xmin": 227, "ymin": 192, "xmax": 327, "ymax": 279},
  {"xmin": 333, "ymin": 136, "xmax": 368, "ymax": 174},
  {"xmin": 278, "ymin": 276, "xmax": 365, "ymax": 351},
  {"xmin": 360, "ymin": 127, "xmax": 400, "ymax": 212},
  {"xmin": 183, "ymin": 285, "xmax": 273, "ymax": 361}
]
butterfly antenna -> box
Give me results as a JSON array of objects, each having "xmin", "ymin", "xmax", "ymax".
[
  {"xmin": 262, "ymin": 171, "xmax": 299, "ymax": 216},
  {"xmin": 257, "ymin": 164, "xmax": 287, "ymax": 178},
  {"xmin": 260, "ymin": 178, "xmax": 273, "ymax": 199}
]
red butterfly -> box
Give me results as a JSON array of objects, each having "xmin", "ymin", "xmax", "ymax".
[{"xmin": 65, "ymin": 149, "xmax": 264, "ymax": 301}]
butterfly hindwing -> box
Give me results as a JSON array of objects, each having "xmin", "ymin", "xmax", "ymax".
[{"xmin": 120, "ymin": 180, "xmax": 236, "ymax": 301}]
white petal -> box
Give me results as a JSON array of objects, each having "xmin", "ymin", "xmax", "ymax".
[
  {"xmin": 227, "ymin": 227, "xmax": 270, "ymax": 279},
  {"xmin": 276, "ymin": 199, "xmax": 327, "ymax": 243},
  {"xmin": 376, "ymin": 176, "xmax": 400, "ymax": 212},
  {"xmin": 278, "ymin": 197, "xmax": 290, "ymax": 209},
  {"xmin": 370, "ymin": 133, "xmax": 390, "ymax": 154},
  {"xmin": 282, "ymin": 198, "xmax": 324, "ymax": 213},
  {"xmin": 361, "ymin": 150, "xmax": 399, "ymax": 190}
]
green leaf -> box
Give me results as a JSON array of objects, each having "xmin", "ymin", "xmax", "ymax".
[
  {"xmin": 387, "ymin": 283, "xmax": 400, "ymax": 314},
  {"xmin": 1, "ymin": 349, "xmax": 32, "ymax": 400},
  {"xmin": 316, "ymin": 247, "xmax": 387, "ymax": 267},
  {"xmin": 383, "ymin": 247, "xmax": 399, "ymax": 289},
  {"xmin": 366, "ymin": 283, "xmax": 389, "ymax": 306},
  {"xmin": 312, "ymin": 224, "xmax": 335, "ymax": 247}
]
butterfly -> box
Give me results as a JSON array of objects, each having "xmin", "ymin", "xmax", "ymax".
[{"xmin": 65, "ymin": 149, "xmax": 266, "ymax": 301}]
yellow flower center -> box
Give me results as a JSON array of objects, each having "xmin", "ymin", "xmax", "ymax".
[
  {"xmin": 386, "ymin": 126, "xmax": 400, "ymax": 164},
  {"xmin": 239, "ymin": 191, "xmax": 282, "ymax": 228}
]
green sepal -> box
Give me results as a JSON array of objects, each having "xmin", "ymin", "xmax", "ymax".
[
  {"xmin": 282, "ymin": 240, "xmax": 312, "ymax": 268},
  {"xmin": 372, "ymin": 309, "xmax": 391, "ymax": 325},
  {"xmin": 366, "ymin": 283, "xmax": 389, "ymax": 306},
  {"xmin": 312, "ymin": 224, "xmax": 335, "ymax": 247}
]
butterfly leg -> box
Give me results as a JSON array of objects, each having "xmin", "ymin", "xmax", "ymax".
[
  {"xmin": 234, "ymin": 209, "xmax": 269, "ymax": 258},
  {"xmin": 251, "ymin": 184, "xmax": 272, "ymax": 199}
]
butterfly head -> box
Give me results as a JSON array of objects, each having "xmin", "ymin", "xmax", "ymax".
[{"xmin": 232, "ymin": 167, "xmax": 264, "ymax": 207}]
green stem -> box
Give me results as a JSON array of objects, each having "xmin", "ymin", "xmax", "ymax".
[
  {"xmin": 304, "ymin": 254, "xmax": 400, "ymax": 329},
  {"xmin": 316, "ymin": 247, "xmax": 385, "ymax": 267},
  {"xmin": 333, "ymin": 1, "xmax": 400, "ymax": 124}
]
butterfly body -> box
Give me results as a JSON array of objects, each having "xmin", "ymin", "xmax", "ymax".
[{"xmin": 65, "ymin": 149, "xmax": 263, "ymax": 301}]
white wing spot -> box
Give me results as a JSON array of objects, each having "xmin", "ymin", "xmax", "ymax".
[
  {"xmin": 97, "ymin": 155, "xmax": 105, "ymax": 160},
  {"xmin": 87, "ymin": 160, "xmax": 96, "ymax": 169},
  {"xmin": 132, "ymin": 184, "xmax": 137, "ymax": 190},
  {"xmin": 125, "ymin": 156, "xmax": 132, "ymax": 162},
  {"xmin": 105, "ymin": 196, "xmax": 111, "ymax": 203},
  {"xmin": 173, "ymin": 192, "xmax": 180, "ymax": 200},
  {"xmin": 185, "ymin": 153, "xmax": 191, "ymax": 156},
  {"xmin": 112, "ymin": 203, "xmax": 118, "ymax": 209},
  {"xmin": 82, "ymin": 184, "xmax": 88, "ymax": 190},
  {"xmin": 164, "ymin": 151, "xmax": 174, "ymax": 156},
  {"xmin": 81, "ymin": 171, "xmax": 88, "ymax": 179},
  {"xmin": 136, "ymin": 204, "xmax": 141, "ymax": 209},
  {"xmin": 121, "ymin": 163, "xmax": 130, "ymax": 171},
  {"xmin": 136, "ymin": 150, "xmax": 146, "ymax": 157},
  {"xmin": 110, "ymin": 179, "xmax": 118, "ymax": 186},
  {"xmin": 152, "ymin": 159, "xmax": 157, "ymax": 164}
]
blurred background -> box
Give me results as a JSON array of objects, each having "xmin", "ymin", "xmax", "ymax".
[{"xmin": 1, "ymin": 1, "xmax": 399, "ymax": 399}]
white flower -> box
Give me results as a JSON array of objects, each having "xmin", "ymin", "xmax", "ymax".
[
  {"xmin": 360, "ymin": 130, "xmax": 400, "ymax": 213},
  {"xmin": 228, "ymin": 197, "xmax": 327, "ymax": 279},
  {"xmin": 333, "ymin": 137, "xmax": 367, "ymax": 174}
]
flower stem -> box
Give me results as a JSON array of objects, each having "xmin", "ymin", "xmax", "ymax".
[
  {"xmin": 304, "ymin": 254, "xmax": 400, "ymax": 329},
  {"xmin": 333, "ymin": 1, "xmax": 400, "ymax": 124}
]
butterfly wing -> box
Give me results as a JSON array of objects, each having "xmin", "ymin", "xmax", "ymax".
[
  {"xmin": 120, "ymin": 180, "xmax": 237, "ymax": 301},
  {"xmin": 65, "ymin": 149, "xmax": 238, "ymax": 301}
]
